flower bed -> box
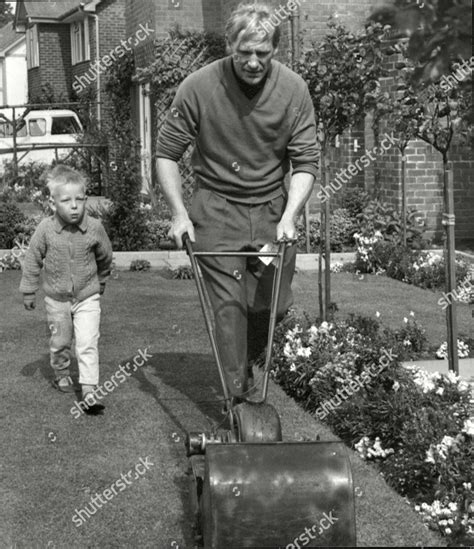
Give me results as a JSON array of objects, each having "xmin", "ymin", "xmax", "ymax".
[
  {"xmin": 268, "ymin": 310, "xmax": 474, "ymax": 546},
  {"xmin": 354, "ymin": 232, "xmax": 472, "ymax": 296}
]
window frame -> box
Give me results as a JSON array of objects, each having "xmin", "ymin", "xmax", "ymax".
[
  {"xmin": 28, "ymin": 118, "xmax": 47, "ymax": 137},
  {"xmin": 70, "ymin": 18, "xmax": 90, "ymax": 65},
  {"xmin": 26, "ymin": 25, "xmax": 40, "ymax": 69}
]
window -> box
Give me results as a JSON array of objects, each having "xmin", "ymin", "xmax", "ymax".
[
  {"xmin": 0, "ymin": 119, "xmax": 27, "ymax": 137},
  {"xmin": 51, "ymin": 117, "xmax": 81, "ymax": 135},
  {"xmin": 71, "ymin": 19, "xmax": 90, "ymax": 65},
  {"xmin": 0, "ymin": 121, "xmax": 13, "ymax": 138},
  {"xmin": 29, "ymin": 119, "xmax": 46, "ymax": 137},
  {"xmin": 26, "ymin": 26, "xmax": 39, "ymax": 69}
]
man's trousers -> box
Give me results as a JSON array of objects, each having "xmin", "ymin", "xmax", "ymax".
[{"xmin": 189, "ymin": 188, "xmax": 296, "ymax": 398}]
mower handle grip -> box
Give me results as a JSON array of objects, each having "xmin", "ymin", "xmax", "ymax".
[{"xmin": 159, "ymin": 232, "xmax": 191, "ymax": 251}]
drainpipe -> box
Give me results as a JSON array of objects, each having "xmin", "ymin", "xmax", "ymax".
[{"xmin": 89, "ymin": 13, "xmax": 101, "ymax": 130}]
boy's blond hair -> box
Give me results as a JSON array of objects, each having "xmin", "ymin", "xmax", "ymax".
[
  {"xmin": 46, "ymin": 165, "xmax": 87, "ymax": 197},
  {"xmin": 225, "ymin": 2, "xmax": 281, "ymax": 50}
]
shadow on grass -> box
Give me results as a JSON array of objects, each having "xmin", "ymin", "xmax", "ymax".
[
  {"xmin": 20, "ymin": 354, "xmax": 56, "ymax": 382},
  {"xmin": 133, "ymin": 352, "xmax": 227, "ymax": 429},
  {"xmin": 132, "ymin": 352, "xmax": 227, "ymax": 547}
]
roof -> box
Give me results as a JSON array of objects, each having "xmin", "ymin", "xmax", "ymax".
[
  {"xmin": 0, "ymin": 22, "xmax": 24, "ymax": 54},
  {"xmin": 15, "ymin": 0, "xmax": 100, "ymax": 24}
]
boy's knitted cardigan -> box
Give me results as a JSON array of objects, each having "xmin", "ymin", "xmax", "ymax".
[{"xmin": 20, "ymin": 213, "xmax": 113, "ymax": 302}]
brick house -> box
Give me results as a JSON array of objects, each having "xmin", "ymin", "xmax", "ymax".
[
  {"xmin": 0, "ymin": 22, "xmax": 27, "ymax": 109},
  {"xmin": 13, "ymin": 0, "xmax": 473, "ymax": 244},
  {"xmin": 14, "ymin": 0, "xmax": 127, "ymax": 128},
  {"xmin": 124, "ymin": 0, "xmax": 473, "ymax": 245}
]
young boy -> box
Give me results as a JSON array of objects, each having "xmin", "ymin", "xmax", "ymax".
[{"xmin": 20, "ymin": 165, "xmax": 113, "ymax": 410}]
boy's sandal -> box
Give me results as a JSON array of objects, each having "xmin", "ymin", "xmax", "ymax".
[
  {"xmin": 52, "ymin": 375, "xmax": 76, "ymax": 393},
  {"xmin": 82, "ymin": 387, "xmax": 105, "ymax": 414}
]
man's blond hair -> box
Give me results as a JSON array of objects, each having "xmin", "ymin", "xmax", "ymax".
[{"xmin": 225, "ymin": 2, "xmax": 281, "ymax": 49}]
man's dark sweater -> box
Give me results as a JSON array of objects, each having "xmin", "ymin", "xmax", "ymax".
[{"xmin": 156, "ymin": 56, "xmax": 319, "ymax": 204}]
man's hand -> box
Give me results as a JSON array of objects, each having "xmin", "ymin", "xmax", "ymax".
[
  {"xmin": 23, "ymin": 293, "xmax": 36, "ymax": 310},
  {"xmin": 168, "ymin": 213, "xmax": 195, "ymax": 249},
  {"xmin": 276, "ymin": 214, "xmax": 297, "ymax": 243}
]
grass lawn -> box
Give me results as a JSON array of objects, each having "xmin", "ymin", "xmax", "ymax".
[
  {"xmin": 293, "ymin": 270, "xmax": 473, "ymax": 351},
  {"xmin": 0, "ymin": 269, "xmax": 449, "ymax": 548}
]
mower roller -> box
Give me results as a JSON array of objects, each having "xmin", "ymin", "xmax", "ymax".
[{"xmin": 182, "ymin": 235, "xmax": 356, "ymax": 548}]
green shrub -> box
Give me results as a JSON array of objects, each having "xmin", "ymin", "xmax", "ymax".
[
  {"xmin": 144, "ymin": 217, "xmax": 171, "ymax": 250},
  {"xmin": 297, "ymin": 208, "xmax": 358, "ymax": 252},
  {"xmin": 357, "ymin": 199, "xmax": 426, "ymax": 248},
  {"xmin": 130, "ymin": 259, "xmax": 151, "ymax": 271},
  {"xmin": 354, "ymin": 237, "xmax": 470, "ymax": 292},
  {"xmin": 0, "ymin": 200, "xmax": 27, "ymax": 248},
  {"xmin": 339, "ymin": 187, "xmax": 370, "ymax": 219},
  {"xmin": 0, "ymin": 161, "xmax": 49, "ymax": 204},
  {"xmin": 169, "ymin": 265, "xmax": 194, "ymax": 279},
  {"xmin": 269, "ymin": 310, "xmax": 473, "ymax": 546},
  {"xmin": 100, "ymin": 49, "xmax": 151, "ymax": 251}
]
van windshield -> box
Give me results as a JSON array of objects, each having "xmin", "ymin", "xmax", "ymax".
[
  {"xmin": 52, "ymin": 116, "xmax": 81, "ymax": 135},
  {"xmin": 29, "ymin": 118, "xmax": 47, "ymax": 137}
]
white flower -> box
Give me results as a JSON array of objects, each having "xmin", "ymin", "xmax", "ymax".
[
  {"xmin": 435, "ymin": 387, "xmax": 444, "ymax": 396},
  {"xmin": 283, "ymin": 342, "xmax": 295, "ymax": 359},
  {"xmin": 403, "ymin": 317, "xmax": 408, "ymax": 324},
  {"xmin": 425, "ymin": 447, "xmax": 435, "ymax": 464},
  {"xmin": 296, "ymin": 346, "xmax": 312, "ymax": 358},
  {"xmin": 462, "ymin": 418, "xmax": 474, "ymax": 436},
  {"xmin": 393, "ymin": 381, "xmax": 400, "ymax": 392},
  {"xmin": 445, "ymin": 528, "xmax": 452, "ymax": 535},
  {"xmin": 410, "ymin": 311, "xmax": 415, "ymax": 317},
  {"xmin": 375, "ymin": 311, "xmax": 381, "ymax": 318},
  {"xmin": 289, "ymin": 363, "xmax": 297, "ymax": 372}
]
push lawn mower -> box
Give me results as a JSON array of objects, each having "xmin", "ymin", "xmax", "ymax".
[{"xmin": 182, "ymin": 235, "xmax": 356, "ymax": 548}]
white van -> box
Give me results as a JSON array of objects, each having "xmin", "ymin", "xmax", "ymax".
[{"xmin": 0, "ymin": 109, "xmax": 83, "ymax": 172}]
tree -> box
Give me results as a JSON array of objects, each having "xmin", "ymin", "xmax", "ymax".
[
  {"xmin": 296, "ymin": 21, "xmax": 387, "ymax": 319},
  {"xmin": 382, "ymin": 49, "xmax": 473, "ymax": 373},
  {"xmin": 0, "ymin": 1, "xmax": 13, "ymax": 28},
  {"xmin": 370, "ymin": 0, "xmax": 472, "ymax": 84}
]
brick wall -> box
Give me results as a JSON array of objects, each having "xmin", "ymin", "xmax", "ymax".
[
  {"xmin": 122, "ymin": 0, "xmax": 474, "ymax": 245},
  {"xmin": 69, "ymin": 0, "xmax": 127, "ymax": 130},
  {"xmin": 27, "ymin": 67, "xmax": 41, "ymax": 100},
  {"xmin": 28, "ymin": 23, "xmax": 72, "ymax": 100},
  {"xmin": 372, "ymin": 38, "xmax": 474, "ymax": 245}
]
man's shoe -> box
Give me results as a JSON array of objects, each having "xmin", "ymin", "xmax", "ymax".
[{"xmin": 52, "ymin": 375, "xmax": 76, "ymax": 393}]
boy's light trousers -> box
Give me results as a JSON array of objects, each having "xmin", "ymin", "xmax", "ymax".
[{"xmin": 44, "ymin": 293, "xmax": 101, "ymax": 385}]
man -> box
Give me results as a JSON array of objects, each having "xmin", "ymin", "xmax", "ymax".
[{"xmin": 156, "ymin": 2, "xmax": 318, "ymax": 402}]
